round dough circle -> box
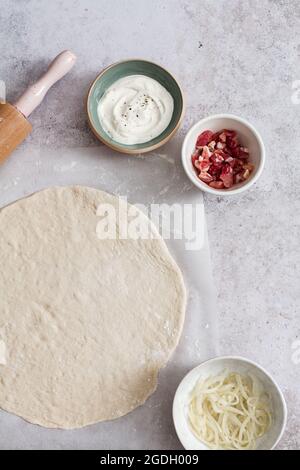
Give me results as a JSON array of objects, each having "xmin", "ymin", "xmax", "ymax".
[{"xmin": 0, "ymin": 186, "xmax": 186, "ymax": 429}]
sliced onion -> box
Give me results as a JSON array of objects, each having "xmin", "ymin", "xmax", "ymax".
[{"xmin": 188, "ymin": 370, "xmax": 272, "ymax": 450}]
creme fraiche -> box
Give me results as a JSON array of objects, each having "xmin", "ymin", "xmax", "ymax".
[{"xmin": 97, "ymin": 74, "xmax": 174, "ymax": 145}]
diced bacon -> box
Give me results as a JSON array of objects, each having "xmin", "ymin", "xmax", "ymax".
[
  {"xmin": 227, "ymin": 135, "xmax": 239, "ymax": 149},
  {"xmin": 200, "ymin": 160, "xmax": 211, "ymax": 172},
  {"xmin": 209, "ymin": 164, "xmax": 222, "ymax": 177},
  {"xmin": 230, "ymin": 147, "xmax": 248, "ymax": 159},
  {"xmin": 243, "ymin": 163, "xmax": 255, "ymax": 171},
  {"xmin": 196, "ymin": 130, "xmax": 214, "ymax": 147},
  {"xmin": 202, "ymin": 145, "xmax": 212, "ymax": 159},
  {"xmin": 211, "ymin": 153, "xmax": 224, "ymax": 165},
  {"xmin": 233, "ymin": 162, "xmax": 243, "ymax": 174},
  {"xmin": 214, "ymin": 148, "xmax": 227, "ymax": 156},
  {"xmin": 212, "ymin": 131, "xmax": 221, "ymax": 141},
  {"xmin": 223, "ymin": 129, "xmax": 237, "ymax": 138},
  {"xmin": 225, "ymin": 156, "xmax": 235, "ymax": 167},
  {"xmin": 238, "ymin": 148, "xmax": 250, "ymax": 159},
  {"xmin": 223, "ymin": 154, "xmax": 233, "ymax": 161},
  {"xmin": 230, "ymin": 146, "xmax": 239, "ymax": 158},
  {"xmin": 219, "ymin": 132, "xmax": 227, "ymax": 143},
  {"xmin": 209, "ymin": 181, "xmax": 225, "ymax": 189},
  {"xmin": 216, "ymin": 141, "xmax": 226, "ymax": 149},
  {"xmin": 234, "ymin": 173, "xmax": 244, "ymax": 184},
  {"xmin": 198, "ymin": 171, "xmax": 214, "ymax": 183},
  {"xmin": 243, "ymin": 169, "xmax": 250, "ymax": 179},
  {"xmin": 191, "ymin": 151, "xmax": 199, "ymax": 167},
  {"xmin": 208, "ymin": 140, "xmax": 216, "ymax": 150},
  {"xmin": 195, "ymin": 160, "xmax": 210, "ymax": 172},
  {"xmin": 190, "ymin": 128, "xmax": 254, "ymax": 190},
  {"xmin": 220, "ymin": 164, "xmax": 234, "ymax": 188}
]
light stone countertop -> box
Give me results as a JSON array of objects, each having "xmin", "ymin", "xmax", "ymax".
[{"xmin": 0, "ymin": 0, "xmax": 299, "ymax": 450}]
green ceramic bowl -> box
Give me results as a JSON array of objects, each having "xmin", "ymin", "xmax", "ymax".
[{"xmin": 87, "ymin": 59, "xmax": 185, "ymax": 154}]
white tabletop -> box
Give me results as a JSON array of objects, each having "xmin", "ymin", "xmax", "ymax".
[{"xmin": 0, "ymin": 0, "xmax": 299, "ymax": 450}]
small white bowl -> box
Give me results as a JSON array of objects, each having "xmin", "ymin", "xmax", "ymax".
[
  {"xmin": 173, "ymin": 356, "xmax": 287, "ymax": 450},
  {"xmin": 181, "ymin": 114, "xmax": 265, "ymax": 195}
]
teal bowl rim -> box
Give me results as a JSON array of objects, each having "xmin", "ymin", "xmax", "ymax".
[{"xmin": 86, "ymin": 59, "xmax": 185, "ymax": 154}]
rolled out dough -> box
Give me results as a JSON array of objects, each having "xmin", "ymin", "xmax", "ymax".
[{"xmin": 0, "ymin": 186, "xmax": 186, "ymax": 429}]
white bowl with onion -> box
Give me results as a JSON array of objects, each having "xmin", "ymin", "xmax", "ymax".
[{"xmin": 173, "ymin": 356, "xmax": 287, "ymax": 450}]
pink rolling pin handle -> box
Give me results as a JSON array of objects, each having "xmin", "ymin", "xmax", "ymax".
[{"xmin": 14, "ymin": 50, "xmax": 77, "ymax": 118}]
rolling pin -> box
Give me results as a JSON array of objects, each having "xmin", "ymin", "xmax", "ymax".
[{"xmin": 0, "ymin": 50, "xmax": 77, "ymax": 164}]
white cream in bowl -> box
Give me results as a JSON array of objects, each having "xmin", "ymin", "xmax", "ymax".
[{"xmin": 97, "ymin": 75, "xmax": 174, "ymax": 145}]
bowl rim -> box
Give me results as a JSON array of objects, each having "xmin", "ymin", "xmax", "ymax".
[
  {"xmin": 181, "ymin": 113, "xmax": 266, "ymax": 195},
  {"xmin": 173, "ymin": 355, "xmax": 288, "ymax": 451},
  {"xmin": 86, "ymin": 58, "xmax": 185, "ymax": 155}
]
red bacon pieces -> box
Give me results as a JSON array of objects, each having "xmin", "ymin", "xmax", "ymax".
[
  {"xmin": 196, "ymin": 130, "xmax": 214, "ymax": 147},
  {"xmin": 191, "ymin": 129, "xmax": 254, "ymax": 190},
  {"xmin": 220, "ymin": 163, "xmax": 234, "ymax": 188},
  {"xmin": 202, "ymin": 145, "xmax": 212, "ymax": 159},
  {"xmin": 209, "ymin": 181, "xmax": 225, "ymax": 189},
  {"xmin": 199, "ymin": 171, "xmax": 214, "ymax": 183}
]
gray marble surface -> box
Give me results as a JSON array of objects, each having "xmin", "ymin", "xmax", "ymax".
[{"xmin": 0, "ymin": 0, "xmax": 299, "ymax": 450}]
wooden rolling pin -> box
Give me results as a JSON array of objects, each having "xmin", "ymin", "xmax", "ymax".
[{"xmin": 0, "ymin": 50, "xmax": 77, "ymax": 164}]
